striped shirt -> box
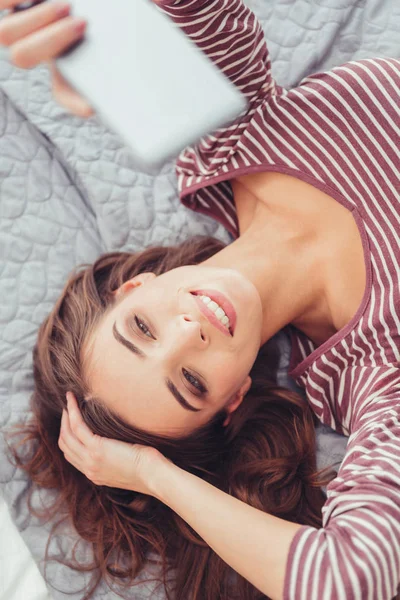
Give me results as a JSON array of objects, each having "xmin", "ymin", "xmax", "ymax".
[{"xmin": 159, "ymin": 1, "xmax": 400, "ymax": 598}]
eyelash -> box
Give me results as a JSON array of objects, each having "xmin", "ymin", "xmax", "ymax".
[
  {"xmin": 133, "ymin": 315, "xmax": 208, "ymax": 396},
  {"xmin": 134, "ymin": 315, "xmax": 154, "ymax": 338},
  {"xmin": 182, "ymin": 368, "xmax": 207, "ymax": 396}
]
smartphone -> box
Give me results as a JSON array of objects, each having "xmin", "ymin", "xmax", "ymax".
[{"xmin": 52, "ymin": 0, "xmax": 247, "ymax": 168}]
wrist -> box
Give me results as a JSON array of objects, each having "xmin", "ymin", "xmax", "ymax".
[{"xmin": 149, "ymin": 455, "xmax": 181, "ymax": 502}]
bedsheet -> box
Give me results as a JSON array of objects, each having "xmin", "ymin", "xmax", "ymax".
[
  {"xmin": 1, "ymin": 0, "xmax": 398, "ymax": 598},
  {"xmin": 0, "ymin": 494, "xmax": 52, "ymax": 600}
]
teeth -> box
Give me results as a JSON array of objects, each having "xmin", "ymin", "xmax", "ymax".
[{"xmin": 199, "ymin": 295, "xmax": 230, "ymax": 330}]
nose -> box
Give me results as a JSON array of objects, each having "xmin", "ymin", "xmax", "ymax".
[
  {"xmin": 164, "ymin": 314, "xmax": 207, "ymax": 358},
  {"xmin": 179, "ymin": 314, "xmax": 207, "ymax": 345},
  {"xmin": 160, "ymin": 313, "xmax": 208, "ymax": 367}
]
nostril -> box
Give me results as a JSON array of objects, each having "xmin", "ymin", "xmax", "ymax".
[{"xmin": 183, "ymin": 315, "xmax": 206, "ymax": 341}]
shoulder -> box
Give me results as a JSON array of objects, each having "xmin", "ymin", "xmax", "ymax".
[
  {"xmin": 296, "ymin": 57, "xmax": 400, "ymax": 96},
  {"xmin": 281, "ymin": 58, "xmax": 400, "ymax": 128}
]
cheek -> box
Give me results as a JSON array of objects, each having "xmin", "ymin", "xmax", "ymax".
[{"xmin": 210, "ymin": 356, "xmax": 249, "ymax": 398}]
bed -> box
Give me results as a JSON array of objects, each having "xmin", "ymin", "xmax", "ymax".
[{"xmin": 1, "ymin": 0, "xmax": 398, "ymax": 598}]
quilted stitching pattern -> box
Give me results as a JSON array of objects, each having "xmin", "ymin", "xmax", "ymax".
[{"xmin": 1, "ymin": 0, "xmax": 397, "ymax": 597}]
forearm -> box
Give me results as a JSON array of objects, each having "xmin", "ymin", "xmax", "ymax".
[
  {"xmin": 156, "ymin": 0, "xmax": 272, "ymax": 107},
  {"xmin": 152, "ymin": 461, "xmax": 303, "ymax": 600}
]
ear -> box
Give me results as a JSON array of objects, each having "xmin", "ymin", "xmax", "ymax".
[
  {"xmin": 223, "ymin": 376, "xmax": 252, "ymax": 427},
  {"xmin": 113, "ymin": 272, "xmax": 156, "ymax": 298}
]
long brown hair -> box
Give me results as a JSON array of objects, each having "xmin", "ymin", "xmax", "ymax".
[{"xmin": 8, "ymin": 236, "xmax": 332, "ymax": 600}]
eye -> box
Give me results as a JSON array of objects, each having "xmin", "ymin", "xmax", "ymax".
[
  {"xmin": 134, "ymin": 316, "xmax": 154, "ymax": 339},
  {"xmin": 182, "ymin": 368, "xmax": 207, "ymax": 396}
]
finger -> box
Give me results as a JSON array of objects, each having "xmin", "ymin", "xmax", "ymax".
[
  {"xmin": 0, "ymin": 0, "xmax": 46, "ymax": 8},
  {"xmin": 0, "ymin": 0, "xmax": 28, "ymax": 9},
  {"xmin": 9, "ymin": 15, "xmax": 86, "ymax": 68},
  {"xmin": 50, "ymin": 62, "xmax": 94, "ymax": 118},
  {"xmin": 66, "ymin": 392, "xmax": 97, "ymax": 447},
  {"xmin": 58, "ymin": 437, "xmax": 81, "ymax": 466},
  {"xmin": 62, "ymin": 449, "xmax": 85, "ymax": 475},
  {"xmin": 60, "ymin": 408, "xmax": 85, "ymax": 452},
  {"xmin": 58, "ymin": 410, "xmax": 87, "ymax": 467},
  {"xmin": 63, "ymin": 453, "xmax": 77, "ymax": 468},
  {"xmin": 0, "ymin": 2, "xmax": 70, "ymax": 47},
  {"xmin": 59, "ymin": 427, "xmax": 101, "ymax": 485}
]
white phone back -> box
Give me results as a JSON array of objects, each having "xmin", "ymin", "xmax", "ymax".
[{"xmin": 55, "ymin": 0, "xmax": 247, "ymax": 168}]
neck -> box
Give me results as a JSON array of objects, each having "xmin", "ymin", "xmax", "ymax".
[{"xmin": 203, "ymin": 204, "xmax": 333, "ymax": 346}]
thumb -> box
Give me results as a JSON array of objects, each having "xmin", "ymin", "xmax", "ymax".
[{"xmin": 49, "ymin": 61, "xmax": 94, "ymax": 118}]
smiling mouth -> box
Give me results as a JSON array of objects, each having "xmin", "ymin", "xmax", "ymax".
[{"xmin": 190, "ymin": 289, "xmax": 237, "ymax": 337}]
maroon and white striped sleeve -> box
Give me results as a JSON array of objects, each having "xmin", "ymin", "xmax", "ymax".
[
  {"xmin": 156, "ymin": 0, "xmax": 276, "ymax": 111},
  {"xmin": 284, "ymin": 389, "xmax": 400, "ymax": 600}
]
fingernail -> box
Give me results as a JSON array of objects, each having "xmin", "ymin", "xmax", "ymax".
[
  {"xmin": 55, "ymin": 3, "xmax": 70, "ymax": 18},
  {"xmin": 74, "ymin": 19, "xmax": 87, "ymax": 36}
]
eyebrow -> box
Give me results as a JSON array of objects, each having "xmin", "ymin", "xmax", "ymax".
[
  {"xmin": 112, "ymin": 321, "xmax": 201, "ymax": 412},
  {"xmin": 165, "ymin": 379, "xmax": 201, "ymax": 413},
  {"xmin": 113, "ymin": 321, "xmax": 146, "ymax": 358}
]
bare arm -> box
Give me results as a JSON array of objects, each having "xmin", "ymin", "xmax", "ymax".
[
  {"xmin": 153, "ymin": 460, "xmax": 302, "ymax": 600},
  {"xmin": 60, "ymin": 392, "xmax": 302, "ymax": 600}
]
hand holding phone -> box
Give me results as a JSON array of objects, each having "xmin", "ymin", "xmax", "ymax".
[
  {"xmin": 0, "ymin": 0, "xmax": 92, "ymax": 116},
  {"xmin": 1, "ymin": 0, "xmax": 247, "ymax": 167}
]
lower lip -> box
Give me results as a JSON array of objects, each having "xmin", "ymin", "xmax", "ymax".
[{"xmin": 192, "ymin": 289, "xmax": 237, "ymax": 336}]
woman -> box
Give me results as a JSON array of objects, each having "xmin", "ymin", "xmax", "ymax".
[{"xmin": 2, "ymin": 0, "xmax": 400, "ymax": 599}]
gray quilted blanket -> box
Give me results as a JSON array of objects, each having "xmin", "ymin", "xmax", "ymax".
[{"xmin": 1, "ymin": 0, "xmax": 398, "ymax": 598}]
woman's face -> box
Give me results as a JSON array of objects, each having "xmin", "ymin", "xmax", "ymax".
[{"xmin": 85, "ymin": 265, "xmax": 263, "ymax": 437}]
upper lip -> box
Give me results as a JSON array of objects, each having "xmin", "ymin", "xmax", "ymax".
[{"xmin": 190, "ymin": 289, "xmax": 236, "ymax": 337}]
